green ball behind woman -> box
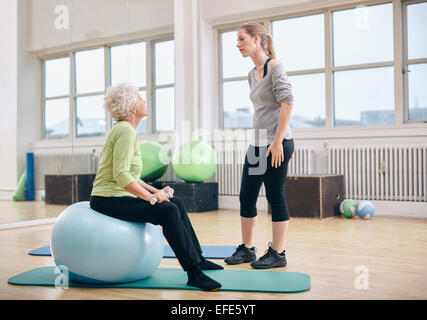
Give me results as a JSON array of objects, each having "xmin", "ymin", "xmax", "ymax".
[
  {"xmin": 139, "ymin": 142, "xmax": 169, "ymax": 182},
  {"xmin": 172, "ymin": 140, "xmax": 217, "ymax": 183}
]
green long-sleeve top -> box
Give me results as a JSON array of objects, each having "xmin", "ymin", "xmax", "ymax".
[{"xmin": 91, "ymin": 121, "xmax": 143, "ymax": 198}]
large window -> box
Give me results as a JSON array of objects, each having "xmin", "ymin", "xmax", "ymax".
[
  {"xmin": 220, "ymin": 1, "xmax": 425, "ymax": 129},
  {"xmin": 42, "ymin": 37, "xmax": 174, "ymax": 139}
]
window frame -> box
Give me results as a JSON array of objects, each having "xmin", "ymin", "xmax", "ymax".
[{"xmin": 41, "ymin": 34, "xmax": 174, "ymax": 141}]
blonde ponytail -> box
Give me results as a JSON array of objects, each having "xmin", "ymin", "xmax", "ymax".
[{"xmin": 265, "ymin": 34, "xmax": 276, "ymax": 59}]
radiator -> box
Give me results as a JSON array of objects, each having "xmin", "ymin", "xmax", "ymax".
[
  {"xmin": 159, "ymin": 144, "xmax": 313, "ymax": 197},
  {"xmin": 34, "ymin": 153, "xmax": 98, "ymax": 189},
  {"xmin": 328, "ymin": 145, "xmax": 427, "ymax": 202}
]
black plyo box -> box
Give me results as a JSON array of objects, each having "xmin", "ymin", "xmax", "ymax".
[
  {"xmin": 45, "ymin": 174, "xmax": 96, "ymax": 205},
  {"xmin": 268, "ymin": 174, "xmax": 344, "ymax": 219},
  {"xmin": 151, "ymin": 181, "xmax": 218, "ymax": 213}
]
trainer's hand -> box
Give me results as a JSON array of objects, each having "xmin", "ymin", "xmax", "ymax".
[{"xmin": 266, "ymin": 141, "xmax": 284, "ymax": 168}]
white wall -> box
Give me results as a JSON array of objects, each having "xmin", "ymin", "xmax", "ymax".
[
  {"xmin": 17, "ymin": 0, "xmax": 41, "ymax": 186},
  {"xmin": 29, "ymin": 0, "xmax": 174, "ymax": 52},
  {"xmin": 0, "ymin": 0, "xmax": 41, "ymax": 199}
]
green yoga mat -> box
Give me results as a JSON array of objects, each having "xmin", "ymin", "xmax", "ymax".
[
  {"xmin": 13, "ymin": 170, "xmax": 26, "ymax": 201},
  {"xmin": 8, "ymin": 266, "xmax": 310, "ymax": 293}
]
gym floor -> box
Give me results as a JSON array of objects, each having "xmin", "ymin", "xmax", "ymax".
[{"xmin": 0, "ymin": 201, "xmax": 426, "ymax": 300}]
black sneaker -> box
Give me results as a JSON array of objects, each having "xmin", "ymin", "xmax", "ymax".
[
  {"xmin": 224, "ymin": 244, "xmax": 256, "ymax": 265},
  {"xmin": 250, "ymin": 243, "xmax": 287, "ymax": 269}
]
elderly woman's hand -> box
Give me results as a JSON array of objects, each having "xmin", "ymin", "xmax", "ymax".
[
  {"xmin": 152, "ymin": 189, "xmax": 171, "ymax": 203},
  {"xmin": 161, "ymin": 186, "xmax": 174, "ymax": 198}
]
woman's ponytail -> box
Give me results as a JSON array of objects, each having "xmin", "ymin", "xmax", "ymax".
[{"xmin": 265, "ymin": 34, "xmax": 276, "ymax": 59}]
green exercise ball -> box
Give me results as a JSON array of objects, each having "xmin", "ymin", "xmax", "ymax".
[
  {"xmin": 172, "ymin": 140, "xmax": 217, "ymax": 183},
  {"xmin": 139, "ymin": 142, "xmax": 169, "ymax": 182},
  {"xmin": 339, "ymin": 199, "xmax": 357, "ymax": 219}
]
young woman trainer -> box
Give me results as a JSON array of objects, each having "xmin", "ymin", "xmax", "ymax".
[{"xmin": 224, "ymin": 22, "xmax": 295, "ymax": 269}]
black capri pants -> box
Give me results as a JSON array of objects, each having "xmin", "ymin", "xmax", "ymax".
[
  {"xmin": 90, "ymin": 195, "xmax": 203, "ymax": 272},
  {"xmin": 239, "ymin": 139, "xmax": 294, "ymax": 222}
]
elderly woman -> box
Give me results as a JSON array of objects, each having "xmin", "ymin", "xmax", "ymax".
[{"xmin": 90, "ymin": 83, "xmax": 222, "ymax": 291}]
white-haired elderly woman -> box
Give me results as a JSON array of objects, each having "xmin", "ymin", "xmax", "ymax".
[{"xmin": 90, "ymin": 83, "xmax": 222, "ymax": 291}]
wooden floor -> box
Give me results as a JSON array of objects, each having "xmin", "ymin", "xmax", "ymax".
[{"xmin": 0, "ymin": 201, "xmax": 426, "ymax": 300}]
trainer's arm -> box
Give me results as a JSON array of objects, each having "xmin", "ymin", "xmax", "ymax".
[{"xmin": 272, "ymin": 102, "xmax": 293, "ymax": 144}]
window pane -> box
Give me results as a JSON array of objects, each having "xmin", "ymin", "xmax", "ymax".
[
  {"xmin": 334, "ymin": 67, "xmax": 394, "ymax": 126},
  {"xmin": 45, "ymin": 98, "xmax": 69, "ymax": 138},
  {"xmin": 155, "ymin": 40, "xmax": 174, "ymax": 86},
  {"xmin": 407, "ymin": 2, "xmax": 427, "ymax": 60},
  {"xmin": 222, "ymin": 31, "xmax": 254, "ymax": 78},
  {"xmin": 333, "ymin": 3, "xmax": 393, "ymax": 66},
  {"xmin": 45, "ymin": 57, "xmax": 69, "ymax": 98},
  {"xmin": 111, "ymin": 42, "xmax": 146, "ymax": 87},
  {"xmin": 408, "ymin": 63, "xmax": 427, "ymax": 120},
  {"xmin": 76, "ymin": 95, "xmax": 105, "ymax": 138},
  {"xmin": 155, "ymin": 87, "xmax": 175, "ymax": 131},
  {"xmin": 223, "ymin": 80, "xmax": 252, "ymax": 128},
  {"xmin": 75, "ymin": 48, "xmax": 105, "ymax": 94},
  {"xmin": 137, "ymin": 90, "xmax": 147, "ymax": 135},
  {"xmin": 272, "ymin": 14, "xmax": 325, "ymax": 72},
  {"xmin": 288, "ymin": 73, "xmax": 325, "ymax": 128}
]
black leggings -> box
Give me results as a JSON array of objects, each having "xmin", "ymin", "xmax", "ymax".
[
  {"xmin": 90, "ymin": 195, "xmax": 203, "ymax": 272},
  {"xmin": 239, "ymin": 139, "xmax": 294, "ymax": 222}
]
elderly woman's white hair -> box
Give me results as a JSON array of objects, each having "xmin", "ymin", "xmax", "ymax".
[{"xmin": 104, "ymin": 83, "xmax": 140, "ymax": 121}]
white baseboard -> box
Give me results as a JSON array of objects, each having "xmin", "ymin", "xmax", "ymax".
[
  {"xmin": 0, "ymin": 190, "xmax": 43, "ymax": 201},
  {"xmin": 218, "ymin": 196, "xmax": 427, "ymax": 219},
  {"xmin": 0, "ymin": 190, "xmax": 14, "ymax": 200},
  {"xmin": 369, "ymin": 200, "xmax": 427, "ymax": 219}
]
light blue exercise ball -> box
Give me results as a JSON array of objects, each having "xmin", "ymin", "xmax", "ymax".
[
  {"xmin": 355, "ymin": 201, "xmax": 375, "ymax": 219},
  {"xmin": 50, "ymin": 201, "xmax": 164, "ymax": 284}
]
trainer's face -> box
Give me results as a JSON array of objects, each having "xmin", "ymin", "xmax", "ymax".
[{"xmin": 237, "ymin": 29, "xmax": 256, "ymax": 57}]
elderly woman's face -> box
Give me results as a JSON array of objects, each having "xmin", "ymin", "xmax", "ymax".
[{"xmin": 135, "ymin": 94, "xmax": 147, "ymax": 119}]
